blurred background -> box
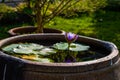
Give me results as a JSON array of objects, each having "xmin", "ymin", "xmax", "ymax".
[{"xmin": 0, "ymin": 0, "xmax": 120, "ymax": 50}]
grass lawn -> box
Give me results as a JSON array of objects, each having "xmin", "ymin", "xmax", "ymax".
[
  {"xmin": 0, "ymin": 10, "xmax": 120, "ymax": 50},
  {"xmin": 45, "ymin": 10, "xmax": 120, "ymax": 50}
]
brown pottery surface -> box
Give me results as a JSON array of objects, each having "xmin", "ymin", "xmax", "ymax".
[
  {"xmin": 8, "ymin": 26, "xmax": 64, "ymax": 36},
  {"xmin": 0, "ymin": 34, "xmax": 119, "ymax": 80}
]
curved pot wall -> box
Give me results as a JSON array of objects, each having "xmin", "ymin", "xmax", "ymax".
[
  {"xmin": 0, "ymin": 34, "xmax": 119, "ymax": 80},
  {"xmin": 8, "ymin": 26, "xmax": 64, "ymax": 36}
]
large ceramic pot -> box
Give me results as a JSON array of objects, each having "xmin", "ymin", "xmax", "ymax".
[
  {"xmin": 8, "ymin": 26, "xmax": 64, "ymax": 36},
  {"xmin": 0, "ymin": 34, "xmax": 119, "ymax": 80}
]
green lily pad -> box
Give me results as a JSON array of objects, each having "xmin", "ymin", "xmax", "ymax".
[
  {"xmin": 18, "ymin": 43, "xmax": 44, "ymax": 50},
  {"xmin": 2, "ymin": 43, "xmax": 44, "ymax": 55},
  {"xmin": 37, "ymin": 48, "xmax": 56, "ymax": 56},
  {"xmin": 70, "ymin": 43, "xmax": 90, "ymax": 51},
  {"xmin": 53, "ymin": 42, "xmax": 68, "ymax": 50},
  {"xmin": 2, "ymin": 44, "xmax": 20, "ymax": 53},
  {"xmin": 53, "ymin": 42, "xmax": 90, "ymax": 51},
  {"xmin": 13, "ymin": 44, "xmax": 56, "ymax": 55},
  {"xmin": 13, "ymin": 48, "xmax": 35, "ymax": 54}
]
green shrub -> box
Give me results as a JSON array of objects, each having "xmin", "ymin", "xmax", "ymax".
[
  {"xmin": 0, "ymin": 3, "xmax": 34, "ymax": 25},
  {"xmin": 0, "ymin": 3, "xmax": 16, "ymax": 13},
  {"xmin": 24, "ymin": 0, "xmax": 107, "ymax": 18},
  {"xmin": 58, "ymin": 0, "xmax": 107, "ymax": 18},
  {"xmin": 16, "ymin": 3, "xmax": 34, "ymax": 17},
  {"xmin": 0, "ymin": 3, "xmax": 17, "ymax": 25}
]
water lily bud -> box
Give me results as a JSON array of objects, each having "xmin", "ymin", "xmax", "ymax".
[{"xmin": 65, "ymin": 32, "xmax": 78, "ymax": 44}]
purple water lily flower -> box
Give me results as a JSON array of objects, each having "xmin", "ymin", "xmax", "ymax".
[
  {"xmin": 64, "ymin": 32, "xmax": 78, "ymax": 57},
  {"xmin": 65, "ymin": 32, "xmax": 78, "ymax": 44}
]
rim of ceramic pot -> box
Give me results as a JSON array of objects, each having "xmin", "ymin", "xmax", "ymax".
[
  {"xmin": 0, "ymin": 34, "xmax": 119, "ymax": 67},
  {"xmin": 0, "ymin": 34, "xmax": 119, "ymax": 73},
  {"xmin": 8, "ymin": 26, "xmax": 64, "ymax": 36}
]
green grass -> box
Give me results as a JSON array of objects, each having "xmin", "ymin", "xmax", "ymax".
[
  {"xmin": 0, "ymin": 10, "xmax": 120, "ymax": 50},
  {"xmin": 46, "ymin": 10, "xmax": 120, "ymax": 50}
]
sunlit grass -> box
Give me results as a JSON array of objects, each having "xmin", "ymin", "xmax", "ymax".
[
  {"xmin": 46, "ymin": 15, "xmax": 95, "ymax": 33},
  {"xmin": 46, "ymin": 10, "xmax": 120, "ymax": 50}
]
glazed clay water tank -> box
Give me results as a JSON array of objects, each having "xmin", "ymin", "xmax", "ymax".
[{"xmin": 0, "ymin": 34, "xmax": 119, "ymax": 80}]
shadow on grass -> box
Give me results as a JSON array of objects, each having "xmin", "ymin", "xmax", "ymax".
[
  {"xmin": 86, "ymin": 10, "xmax": 120, "ymax": 50},
  {"xmin": 0, "ymin": 23, "xmax": 32, "ymax": 40}
]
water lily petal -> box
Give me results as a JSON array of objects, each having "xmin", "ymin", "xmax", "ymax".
[{"xmin": 65, "ymin": 32, "xmax": 78, "ymax": 43}]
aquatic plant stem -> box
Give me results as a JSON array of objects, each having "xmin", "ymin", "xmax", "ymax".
[{"xmin": 68, "ymin": 43, "xmax": 71, "ymax": 55}]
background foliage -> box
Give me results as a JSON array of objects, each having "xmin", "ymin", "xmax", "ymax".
[{"xmin": 0, "ymin": 0, "xmax": 120, "ymax": 50}]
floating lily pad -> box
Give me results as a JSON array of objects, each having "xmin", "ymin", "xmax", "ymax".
[
  {"xmin": 36, "ymin": 48, "xmax": 56, "ymax": 56},
  {"xmin": 2, "ymin": 44, "xmax": 20, "ymax": 53},
  {"xmin": 70, "ymin": 43, "xmax": 90, "ymax": 51},
  {"xmin": 18, "ymin": 43, "xmax": 44, "ymax": 50},
  {"xmin": 13, "ymin": 48, "xmax": 35, "ymax": 54},
  {"xmin": 2, "ymin": 43, "xmax": 43, "ymax": 54},
  {"xmin": 53, "ymin": 42, "xmax": 68, "ymax": 50},
  {"xmin": 2, "ymin": 43, "xmax": 56, "ymax": 55},
  {"xmin": 53, "ymin": 42, "xmax": 90, "ymax": 51},
  {"xmin": 2, "ymin": 42, "xmax": 90, "ymax": 63}
]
